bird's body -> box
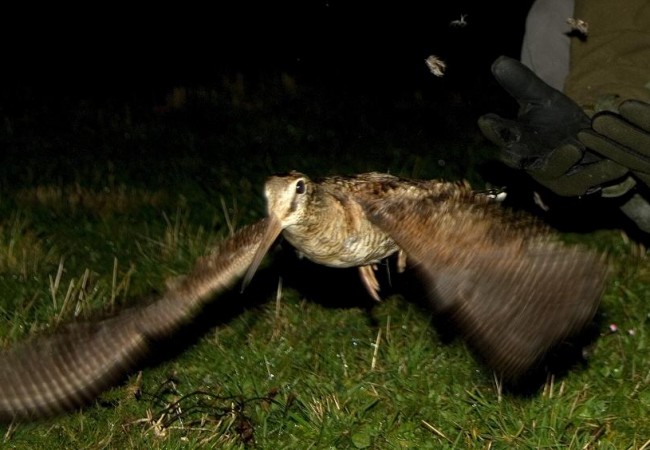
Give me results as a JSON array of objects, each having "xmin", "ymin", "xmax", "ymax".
[
  {"xmin": 247, "ymin": 171, "xmax": 514, "ymax": 299},
  {"xmin": 249, "ymin": 171, "xmax": 606, "ymax": 378},
  {"xmin": 270, "ymin": 173, "xmax": 401, "ymax": 268}
]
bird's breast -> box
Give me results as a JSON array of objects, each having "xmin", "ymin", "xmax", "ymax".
[{"xmin": 282, "ymin": 201, "xmax": 398, "ymax": 268}]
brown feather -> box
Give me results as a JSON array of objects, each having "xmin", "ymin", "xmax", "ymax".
[
  {"xmin": 361, "ymin": 191, "xmax": 606, "ymax": 379},
  {"xmin": 0, "ymin": 218, "xmax": 269, "ymax": 421},
  {"xmin": 260, "ymin": 172, "xmax": 606, "ymax": 379}
]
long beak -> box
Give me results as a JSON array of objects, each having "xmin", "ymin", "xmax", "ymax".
[{"xmin": 241, "ymin": 214, "xmax": 283, "ymax": 291}]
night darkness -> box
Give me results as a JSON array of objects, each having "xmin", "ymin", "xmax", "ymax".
[
  {"xmin": 4, "ymin": 2, "xmax": 533, "ymax": 96},
  {"xmin": 3, "ymin": 0, "xmax": 569, "ymax": 219},
  {"xmin": 0, "ymin": 0, "xmax": 545, "ymax": 196}
]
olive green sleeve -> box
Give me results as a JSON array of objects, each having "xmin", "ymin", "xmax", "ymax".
[{"xmin": 564, "ymin": 0, "xmax": 650, "ymax": 116}]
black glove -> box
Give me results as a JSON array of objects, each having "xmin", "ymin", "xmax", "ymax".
[{"xmin": 478, "ymin": 56, "xmax": 628, "ymax": 196}]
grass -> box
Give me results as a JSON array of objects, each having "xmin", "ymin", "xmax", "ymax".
[{"xmin": 0, "ymin": 74, "xmax": 649, "ymax": 449}]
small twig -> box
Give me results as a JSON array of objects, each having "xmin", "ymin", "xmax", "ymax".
[
  {"xmin": 220, "ymin": 196, "xmax": 234, "ymax": 236},
  {"xmin": 385, "ymin": 314, "xmax": 391, "ymax": 344},
  {"xmin": 74, "ymin": 268, "xmax": 91, "ymax": 317},
  {"xmin": 421, "ymin": 420, "xmax": 452, "ymax": 442},
  {"xmin": 56, "ymin": 279, "xmax": 76, "ymax": 324},
  {"xmin": 275, "ymin": 277, "xmax": 283, "ymax": 319},
  {"xmin": 370, "ymin": 328, "xmax": 382, "ymax": 371},
  {"xmin": 569, "ymin": 385, "xmax": 587, "ymax": 418},
  {"xmin": 49, "ymin": 257, "xmax": 65, "ymax": 309},
  {"xmin": 264, "ymin": 356, "xmax": 274, "ymax": 380},
  {"xmin": 493, "ymin": 371, "xmax": 503, "ymax": 403},
  {"xmin": 110, "ymin": 257, "xmax": 118, "ymax": 310},
  {"xmin": 543, "ymin": 373, "xmax": 555, "ymax": 400},
  {"xmin": 3, "ymin": 421, "xmax": 17, "ymax": 442}
]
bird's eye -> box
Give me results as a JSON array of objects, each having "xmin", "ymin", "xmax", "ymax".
[{"xmin": 295, "ymin": 179, "xmax": 306, "ymax": 194}]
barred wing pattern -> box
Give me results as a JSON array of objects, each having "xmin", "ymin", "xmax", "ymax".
[
  {"xmin": 362, "ymin": 194, "xmax": 606, "ymax": 379},
  {"xmin": 0, "ymin": 218, "xmax": 269, "ymax": 421},
  {"xmin": 0, "ymin": 171, "xmax": 609, "ymax": 421}
]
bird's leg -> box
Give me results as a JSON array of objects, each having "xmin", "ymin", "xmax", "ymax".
[
  {"xmin": 359, "ymin": 264, "xmax": 381, "ymax": 301},
  {"xmin": 397, "ymin": 249, "xmax": 407, "ymax": 272}
]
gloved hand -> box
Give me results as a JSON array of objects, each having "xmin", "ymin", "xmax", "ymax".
[
  {"xmin": 578, "ymin": 100, "xmax": 650, "ymax": 190},
  {"xmin": 579, "ymin": 100, "xmax": 650, "ymax": 232},
  {"xmin": 478, "ymin": 55, "xmax": 629, "ymax": 197}
]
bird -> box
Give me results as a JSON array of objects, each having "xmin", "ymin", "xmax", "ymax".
[
  {"xmin": 244, "ymin": 171, "xmax": 606, "ymax": 378},
  {"xmin": 0, "ymin": 171, "xmax": 607, "ymax": 421}
]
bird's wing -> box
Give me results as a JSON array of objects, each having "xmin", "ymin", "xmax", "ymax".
[
  {"xmin": 0, "ymin": 218, "xmax": 269, "ymax": 421},
  {"xmin": 361, "ymin": 195, "xmax": 606, "ymax": 379}
]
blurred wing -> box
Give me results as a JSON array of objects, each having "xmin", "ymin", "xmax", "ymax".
[
  {"xmin": 0, "ymin": 315, "xmax": 147, "ymax": 421},
  {"xmin": 362, "ymin": 195, "xmax": 606, "ymax": 379},
  {"xmin": 0, "ymin": 218, "xmax": 269, "ymax": 421}
]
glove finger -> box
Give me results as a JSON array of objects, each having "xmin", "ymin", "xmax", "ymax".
[
  {"xmin": 526, "ymin": 142, "xmax": 584, "ymax": 178},
  {"xmin": 491, "ymin": 56, "xmax": 559, "ymax": 106},
  {"xmin": 478, "ymin": 114, "xmax": 542, "ymax": 169},
  {"xmin": 619, "ymin": 100, "xmax": 650, "ymax": 133},
  {"xmin": 491, "ymin": 56, "xmax": 590, "ymax": 138},
  {"xmin": 532, "ymin": 159, "xmax": 628, "ymax": 196},
  {"xmin": 478, "ymin": 113, "xmax": 522, "ymax": 148},
  {"xmin": 591, "ymin": 112, "xmax": 650, "ymax": 158},
  {"xmin": 579, "ymin": 129, "xmax": 650, "ymax": 173},
  {"xmin": 601, "ymin": 176, "xmax": 637, "ymax": 198}
]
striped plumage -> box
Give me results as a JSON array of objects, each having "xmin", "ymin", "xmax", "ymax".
[
  {"xmin": 249, "ymin": 171, "xmax": 606, "ymax": 378},
  {"xmin": 0, "ymin": 218, "xmax": 269, "ymax": 421},
  {"xmin": 360, "ymin": 185, "xmax": 606, "ymax": 377}
]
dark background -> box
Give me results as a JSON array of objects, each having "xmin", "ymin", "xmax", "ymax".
[
  {"xmin": 0, "ymin": 0, "xmax": 569, "ymax": 216},
  {"xmin": 13, "ymin": 0, "xmax": 622, "ymax": 233},
  {"xmin": 2, "ymin": 1, "xmax": 533, "ymax": 98}
]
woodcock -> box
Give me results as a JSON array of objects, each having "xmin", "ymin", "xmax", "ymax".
[{"xmin": 0, "ymin": 171, "xmax": 607, "ymax": 421}]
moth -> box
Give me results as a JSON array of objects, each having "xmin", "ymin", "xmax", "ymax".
[
  {"xmin": 567, "ymin": 17, "xmax": 589, "ymax": 36},
  {"xmin": 425, "ymin": 55, "xmax": 446, "ymax": 77},
  {"xmin": 449, "ymin": 14, "xmax": 468, "ymax": 28}
]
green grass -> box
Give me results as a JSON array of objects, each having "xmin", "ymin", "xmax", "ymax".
[{"xmin": 0, "ymin": 76, "xmax": 649, "ymax": 448}]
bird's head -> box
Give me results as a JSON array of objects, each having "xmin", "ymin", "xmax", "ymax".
[
  {"xmin": 242, "ymin": 171, "xmax": 312, "ymax": 289},
  {"xmin": 263, "ymin": 171, "xmax": 312, "ymax": 228}
]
